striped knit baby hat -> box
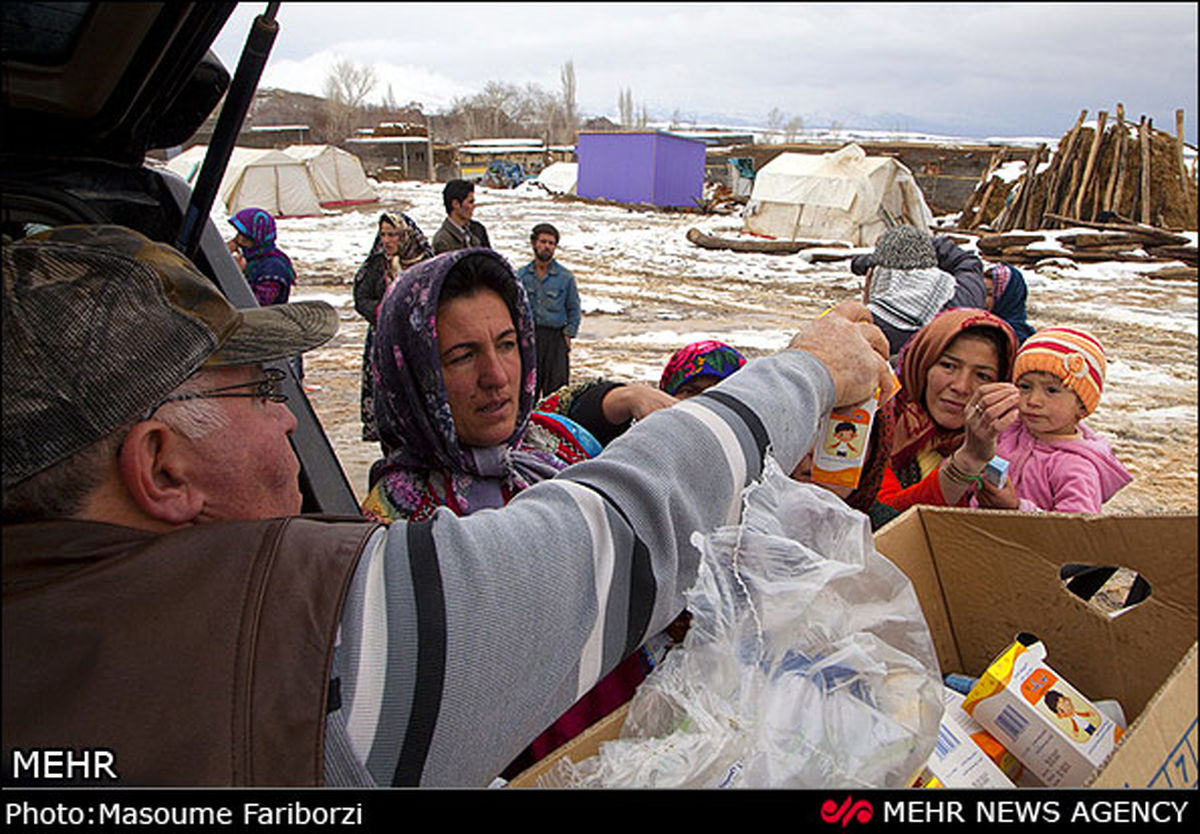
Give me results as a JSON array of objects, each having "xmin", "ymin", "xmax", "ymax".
[{"xmin": 1013, "ymin": 327, "xmax": 1107, "ymax": 416}]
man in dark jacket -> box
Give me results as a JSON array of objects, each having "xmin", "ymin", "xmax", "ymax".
[{"xmin": 433, "ymin": 179, "xmax": 491, "ymax": 253}]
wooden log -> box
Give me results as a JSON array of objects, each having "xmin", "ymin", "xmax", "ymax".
[
  {"xmin": 1147, "ymin": 245, "xmax": 1199, "ymax": 265},
  {"xmin": 1065, "ymin": 242, "xmax": 1155, "ymax": 254},
  {"xmin": 1053, "ymin": 115, "xmax": 1092, "ymax": 223},
  {"xmin": 967, "ymin": 176, "xmax": 1000, "ymax": 230},
  {"xmin": 684, "ymin": 227, "xmax": 847, "ymax": 254},
  {"xmin": 1042, "ymin": 109, "xmax": 1087, "ymax": 228},
  {"xmin": 1053, "ymin": 248, "xmax": 1152, "ymax": 263},
  {"xmin": 1074, "ymin": 110, "xmax": 1108, "ymax": 220},
  {"xmin": 1139, "ymin": 116, "xmax": 1152, "ymax": 225},
  {"xmin": 1144, "ymin": 265, "xmax": 1198, "ymax": 281},
  {"xmin": 1102, "ymin": 103, "xmax": 1126, "ymax": 213},
  {"xmin": 977, "ymin": 233, "xmax": 1044, "ymax": 251},
  {"xmin": 958, "ymin": 151, "xmax": 1002, "ymax": 228},
  {"xmin": 1176, "ymin": 109, "xmax": 1188, "ymax": 187},
  {"xmin": 1041, "ymin": 213, "xmax": 1191, "ymax": 244},
  {"xmin": 1017, "ymin": 145, "xmax": 1045, "ymax": 230},
  {"xmin": 1057, "ymin": 232, "xmax": 1155, "ymax": 248}
]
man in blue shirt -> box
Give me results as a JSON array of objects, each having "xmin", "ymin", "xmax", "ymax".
[{"xmin": 517, "ymin": 223, "xmax": 581, "ymax": 398}]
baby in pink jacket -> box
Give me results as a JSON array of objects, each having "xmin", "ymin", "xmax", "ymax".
[{"xmin": 974, "ymin": 327, "xmax": 1131, "ymax": 513}]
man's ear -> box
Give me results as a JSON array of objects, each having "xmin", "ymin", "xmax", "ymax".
[{"xmin": 117, "ymin": 421, "xmax": 205, "ymax": 525}]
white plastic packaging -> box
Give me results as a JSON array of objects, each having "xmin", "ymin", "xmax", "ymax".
[{"xmin": 538, "ymin": 457, "xmax": 943, "ymax": 788}]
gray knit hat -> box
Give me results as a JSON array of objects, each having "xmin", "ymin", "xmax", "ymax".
[
  {"xmin": 868, "ymin": 225, "xmax": 937, "ymax": 270},
  {"xmin": 2, "ymin": 225, "xmax": 339, "ymax": 489}
]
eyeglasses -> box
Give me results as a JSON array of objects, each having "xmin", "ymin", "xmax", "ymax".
[{"xmin": 142, "ymin": 368, "xmax": 288, "ymax": 420}]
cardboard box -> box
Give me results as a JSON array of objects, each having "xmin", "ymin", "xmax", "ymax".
[
  {"xmin": 874, "ymin": 507, "xmax": 1197, "ymax": 788},
  {"xmin": 511, "ymin": 508, "xmax": 1198, "ymax": 788}
]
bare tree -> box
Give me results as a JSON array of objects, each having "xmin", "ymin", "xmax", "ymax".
[
  {"xmin": 784, "ymin": 115, "xmax": 804, "ymax": 142},
  {"xmin": 323, "ymin": 58, "xmax": 378, "ymax": 142},
  {"xmin": 560, "ymin": 59, "xmax": 577, "ymax": 144},
  {"xmin": 618, "ymin": 87, "xmax": 634, "ymax": 127},
  {"xmin": 637, "ymin": 102, "xmax": 649, "ymax": 129},
  {"xmin": 766, "ymin": 107, "xmax": 785, "ymax": 134}
]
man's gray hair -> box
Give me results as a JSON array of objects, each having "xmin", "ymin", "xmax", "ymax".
[{"xmin": 2, "ymin": 370, "xmax": 231, "ymax": 522}]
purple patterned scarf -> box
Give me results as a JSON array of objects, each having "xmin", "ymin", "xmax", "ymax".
[{"xmin": 368, "ymin": 248, "xmax": 571, "ymax": 515}]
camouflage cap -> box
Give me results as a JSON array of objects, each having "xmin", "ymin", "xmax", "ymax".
[{"xmin": 2, "ymin": 225, "xmax": 338, "ymax": 489}]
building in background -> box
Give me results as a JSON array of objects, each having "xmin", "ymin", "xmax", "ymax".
[
  {"xmin": 345, "ymin": 123, "xmax": 434, "ymax": 182},
  {"xmin": 576, "ymin": 130, "xmax": 705, "ymax": 208}
]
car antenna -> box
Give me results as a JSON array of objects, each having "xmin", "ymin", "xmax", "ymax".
[{"xmin": 176, "ymin": 2, "xmax": 282, "ymax": 259}]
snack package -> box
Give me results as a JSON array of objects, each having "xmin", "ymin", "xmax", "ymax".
[
  {"xmin": 812, "ymin": 369, "xmax": 900, "ymax": 490},
  {"xmin": 912, "ymin": 688, "xmax": 1018, "ymax": 788},
  {"xmin": 982, "ymin": 456, "xmax": 1009, "ymax": 488},
  {"xmin": 962, "ymin": 635, "xmax": 1124, "ymax": 787}
]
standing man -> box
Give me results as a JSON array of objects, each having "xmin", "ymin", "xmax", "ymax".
[
  {"xmin": 433, "ymin": 179, "xmax": 491, "ymax": 254},
  {"xmin": 518, "ymin": 222, "xmax": 581, "ymax": 398}
]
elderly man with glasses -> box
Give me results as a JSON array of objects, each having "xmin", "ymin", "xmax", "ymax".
[{"xmin": 2, "ymin": 225, "xmax": 891, "ymax": 787}]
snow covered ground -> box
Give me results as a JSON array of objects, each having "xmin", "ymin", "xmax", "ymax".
[{"xmin": 277, "ymin": 179, "xmax": 1197, "ymax": 515}]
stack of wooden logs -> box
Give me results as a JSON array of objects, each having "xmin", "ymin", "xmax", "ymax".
[
  {"xmin": 958, "ymin": 105, "xmax": 1197, "ymax": 234},
  {"xmin": 974, "ymin": 217, "xmax": 1197, "ymax": 274}
]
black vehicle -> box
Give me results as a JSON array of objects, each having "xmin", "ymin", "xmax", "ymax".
[{"xmin": 1, "ymin": 2, "xmax": 359, "ymax": 514}]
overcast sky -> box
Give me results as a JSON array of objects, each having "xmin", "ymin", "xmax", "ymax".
[{"xmin": 212, "ymin": 2, "xmax": 1199, "ymax": 143}]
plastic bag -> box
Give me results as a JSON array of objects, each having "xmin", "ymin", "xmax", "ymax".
[{"xmin": 539, "ymin": 457, "xmax": 943, "ymax": 788}]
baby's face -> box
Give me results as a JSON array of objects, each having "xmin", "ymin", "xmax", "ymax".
[{"xmin": 1016, "ymin": 371, "xmax": 1086, "ymax": 438}]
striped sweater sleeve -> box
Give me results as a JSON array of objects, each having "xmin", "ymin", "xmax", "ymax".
[{"xmin": 326, "ymin": 350, "xmax": 835, "ymax": 786}]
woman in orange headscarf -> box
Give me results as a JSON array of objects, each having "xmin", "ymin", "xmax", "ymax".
[{"xmin": 876, "ymin": 308, "xmax": 1020, "ymax": 517}]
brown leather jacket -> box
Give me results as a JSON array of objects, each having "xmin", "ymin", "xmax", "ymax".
[{"xmin": 3, "ymin": 515, "xmax": 379, "ymax": 786}]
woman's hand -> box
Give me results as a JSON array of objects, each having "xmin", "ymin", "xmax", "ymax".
[
  {"xmin": 601, "ymin": 384, "xmax": 678, "ymax": 425},
  {"xmin": 975, "ymin": 476, "xmax": 1019, "ymax": 510},
  {"xmin": 959, "ymin": 382, "xmax": 1020, "ymax": 468}
]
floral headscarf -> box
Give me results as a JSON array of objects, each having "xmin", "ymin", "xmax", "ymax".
[
  {"xmin": 885, "ymin": 307, "xmax": 1018, "ymax": 470},
  {"xmin": 229, "ymin": 207, "xmax": 295, "ymax": 307},
  {"xmin": 985, "ymin": 263, "xmax": 1035, "ymax": 343},
  {"xmin": 368, "ymin": 248, "xmax": 576, "ymax": 515},
  {"xmin": 366, "ymin": 211, "xmax": 435, "ymax": 275},
  {"xmin": 658, "ymin": 340, "xmax": 747, "ymax": 396},
  {"xmin": 229, "ymin": 207, "xmax": 294, "ymax": 278}
]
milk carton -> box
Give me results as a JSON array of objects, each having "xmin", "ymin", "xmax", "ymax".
[
  {"xmin": 962, "ymin": 635, "xmax": 1124, "ymax": 787},
  {"xmin": 912, "ymin": 688, "xmax": 1018, "ymax": 788}
]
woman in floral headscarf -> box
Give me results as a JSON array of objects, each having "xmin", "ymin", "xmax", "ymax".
[
  {"xmin": 658, "ymin": 339, "xmax": 747, "ymax": 398},
  {"xmin": 984, "ymin": 262, "xmax": 1035, "ymax": 343},
  {"xmin": 353, "ymin": 212, "xmax": 434, "ymax": 442},
  {"xmin": 361, "ymin": 248, "xmax": 646, "ymax": 778},
  {"xmin": 228, "ymin": 207, "xmax": 295, "ymax": 306}
]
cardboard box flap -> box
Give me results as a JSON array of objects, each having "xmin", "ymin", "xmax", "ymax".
[
  {"xmin": 1090, "ymin": 643, "xmax": 1198, "ymax": 788},
  {"xmin": 875, "ymin": 509, "xmax": 1197, "ymax": 720},
  {"xmin": 874, "ymin": 505, "xmax": 963, "ymax": 673}
]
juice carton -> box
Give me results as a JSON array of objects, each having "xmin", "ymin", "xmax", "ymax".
[
  {"xmin": 811, "ymin": 368, "xmax": 900, "ymax": 490},
  {"xmin": 962, "ymin": 634, "xmax": 1124, "ymax": 787},
  {"xmin": 912, "ymin": 687, "xmax": 1019, "ymax": 788},
  {"xmin": 982, "ymin": 456, "xmax": 1009, "ymax": 488}
]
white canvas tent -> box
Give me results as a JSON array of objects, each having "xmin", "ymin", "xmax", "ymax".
[
  {"xmin": 283, "ymin": 144, "xmax": 378, "ymax": 207},
  {"xmin": 166, "ymin": 145, "xmax": 323, "ymax": 218},
  {"xmin": 536, "ymin": 162, "xmax": 578, "ymax": 195},
  {"xmin": 743, "ymin": 144, "xmax": 933, "ymax": 246}
]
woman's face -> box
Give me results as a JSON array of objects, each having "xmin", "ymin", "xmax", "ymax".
[
  {"xmin": 673, "ymin": 373, "xmax": 722, "ymax": 399},
  {"xmin": 379, "ymin": 221, "xmax": 401, "ymax": 257},
  {"xmin": 924, "ymin": 333, "xmax": 1002, "ymax": 429},
  {"xmin": 437, "ymin": 288, "xmax": 522, "ymax": 448}
]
